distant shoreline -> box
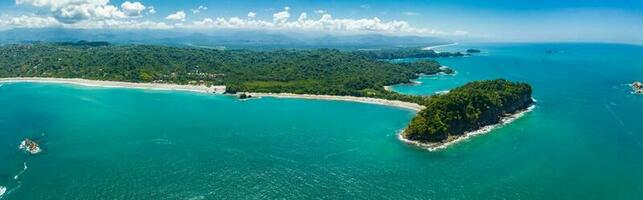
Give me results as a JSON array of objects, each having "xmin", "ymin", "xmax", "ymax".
[
  {"xmin": 0, "ymin": 77, "xmax": 424, "ymax": 112},
  {"xmin": 422, "ymin": 43, "xmax": 459, "ymax": 51},
  {"xmin": 398, "ymin": 103, "xmax": 536, "ymax": 151}
]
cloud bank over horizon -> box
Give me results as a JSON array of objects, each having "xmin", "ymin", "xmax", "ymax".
[
  {"xmin": 1, "ymin": 0, "xmax": 641, "ymax": 43},
  {"xmin": 1, "ymin": 0, "xmax": 467, "ymax": 37}
]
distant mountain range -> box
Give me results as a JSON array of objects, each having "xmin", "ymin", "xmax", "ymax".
[{"xmin": 0, "ymin": 28, "xmax": 450, "ymax": 49}]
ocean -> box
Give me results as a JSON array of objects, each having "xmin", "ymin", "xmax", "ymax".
[{"xmin": 1, "ymin": 43, "xmax": 642, "ymax": 199}]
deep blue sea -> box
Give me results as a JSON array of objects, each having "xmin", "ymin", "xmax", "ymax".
[{"xmin": 1, "ymin": 43, "xmax": 642, "ymax": 199}]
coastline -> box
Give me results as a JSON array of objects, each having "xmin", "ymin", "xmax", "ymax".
[
  {"xmin": 0, "ymin": 77, "xmax": 424, "ymax": 112},
  {"xmin": 245, "ymin": 92, "xmax": 425, "ymax": 112},
  {"xmin": 0, "ymin": 77, "xmax": 226, "ymax": 94},
  {"xmin": 422, "ymin": 43, "xmax": 459, "ymax": 51},
  {"xmin": 384, "ymin": 70, "xmax": 453, "ymax": 93},
  {"xmin": 398, "ymin": 103, "xmax": 536, "ymax": 151}
]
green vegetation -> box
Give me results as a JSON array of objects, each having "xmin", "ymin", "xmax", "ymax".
[
  {"xmin": 57, "ymin": 40, "xmax": 111, "ymax": 47},
  {"xmin": 0, "ymin": 43, "xmax": 534, "ymax": 146},
  {"xmin": 0, "ymin": 43, "xmax": 451, "ymax": 104},
  {"xmin": 355, "ymin": 48, "xmax": 465, "ymax": 59},
  {"xmin": 403, "ymin": 79, "xmax": 533, "ymax": 143}
]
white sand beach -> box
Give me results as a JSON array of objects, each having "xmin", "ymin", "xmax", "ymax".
[
  {"xmin": 246, "ymin": 92, "xmax": 426, "ymax": 112},
  {"xmin": 0, "ymin": 77, "xmax": 424, "ymax": 112},
  {"xmin": 0, "ymin": 77, "xmax": 226, "ymax": 94},
  {"xmin": 422, "ymin": 43, "xmax": 459, "ymax": 51}
]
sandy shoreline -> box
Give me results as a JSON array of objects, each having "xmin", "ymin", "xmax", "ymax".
[
  {"xmin": 0, "ymin": 77, "xmax": 424, "ymax": 112},
  {"xmin": 3, "ymin": 77, "xmax": 534, "ymax": 151},
  {"xmin": 422, "ymin": 43, "xmax": 459, "ymax": 51},
  {"xmin": 398, "ymin": 103, "xmax": 536, "ymax": 151},
  {"xmin": 0, "ymin": 77, "xmax": 226, "ymax": 94},
  {"xmin": 245, "ymin": 92, "xmax": 425, "ymax": 112}
]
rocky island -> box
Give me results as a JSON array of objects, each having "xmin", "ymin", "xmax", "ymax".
[
  {"xmin": 631, "ymin": 81, "xmax": 643, "ymax": 94},
  {"xmin": 19, "ymin": 138, "xmax": 42, "ymax": 154},
  {"xmin": 401, "ymin": 79, "xmax": 534, "ymax": 149}
]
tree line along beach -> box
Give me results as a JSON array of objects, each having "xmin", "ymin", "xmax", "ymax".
[{"xmin": 0, "ymin": 42, "xmax": 532, "ymax": 150}]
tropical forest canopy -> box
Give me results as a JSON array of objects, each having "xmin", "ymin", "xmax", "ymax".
[
  {"xmin": 0, "ymin": 42, "xmax": 451, "ymax": 103},
  {"xmin": 403, "ymin": 79, "xmax": 534, "ymax": 142}
]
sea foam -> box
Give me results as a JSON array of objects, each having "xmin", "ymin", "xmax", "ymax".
[
  {"xmin": 14, "ymin": 162, "xmax": 27, "ymax": 180},
  {"xmin": 0, "ymin": 186, "xmax": 6, "ymax": 197}
]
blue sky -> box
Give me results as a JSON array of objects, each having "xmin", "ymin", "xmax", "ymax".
[{"xmin": 1, "ymin": 0, "xmax": 642, "ymax": 44}]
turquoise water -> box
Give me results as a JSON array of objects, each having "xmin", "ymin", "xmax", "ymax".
[{"xmin": 1, "ymin": 43, "xmax": 643, "ymax": 199}]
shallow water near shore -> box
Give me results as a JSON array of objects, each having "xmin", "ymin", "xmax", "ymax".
[{"xmin": 1, "ymin": 43, "xmax": 643, "ymax": 199}]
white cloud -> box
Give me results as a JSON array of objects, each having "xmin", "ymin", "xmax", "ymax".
[
  {"xmin": 0, "ymin": 14, "xmax": 172, "ymax": 30},
  {"xmin": 297, "ymin": 12, "xmax": 307, "ymax": 22},
  {"xmin": 166, "ymin": 10, "xmax": 186, "ymax": 21},
  {"xmin": 0, "ymin": 15, "xmax": 60, "ymax": 29},
  {"xmin": 5, "ymin": 4, "xmax": 466, "ymax": 37},
  {"xmin": 272, "ymin": 6, "xmax": 290, "ymax": 24},
  {"xmin": 14, "ymin": 0, "xmax": 152, "ymax": 23},
  {"xmin": 191, "ymin": 5, "xmax": 207, "ymax": 14},
  {"xmin": 148, "ymin": 6, "xmax": 156, "ymax": 14},
  {"xmin": 120, "ymin": 1, "xmax": 146, "ymax": 17},
  {"xmin": 54, "ymin": 3, "xmax": 125, "ymax": 23},
  {"xmin": 186, "ymin": 11, "xmax": 460, "ymax": 36},
  {"xmin": 69, "ymin": 19, "xmax": 172, "ymax": 29}
]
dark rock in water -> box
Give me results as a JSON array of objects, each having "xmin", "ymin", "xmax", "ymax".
[
  {"xmin": 632, "ymin": 81, "xmax": 643, "ymax": 94},
  {"xmin": 238, "ymin": 93, "xmax": 253, "ymax": 99},
  {"xmin": 545, "ymin": 50, "xmax": 554, "ymax": 53},
  {"xmin": 466, "ymin": 49, "xmax": 481, "ymax": 53}
]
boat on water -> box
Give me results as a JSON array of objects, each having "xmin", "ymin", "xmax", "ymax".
[{"xmin": 19, "ymin": 138, "xmax": 41, "ymax": 154}]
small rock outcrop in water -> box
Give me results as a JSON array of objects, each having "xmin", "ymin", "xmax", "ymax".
[
  {"xmin": 466, "ymin": 49, "xmax": 481, "ymax": 53},
  {"xmin": 238, "ymin": 93, "xmax": 253, "ymax": 99},
  {"xmin": 19, "ymin": 138, "xmax": 41, "ymax": 154},
  {"xmin": 632, "ymin": 81, "xmax": 643, "ymax": 94}
]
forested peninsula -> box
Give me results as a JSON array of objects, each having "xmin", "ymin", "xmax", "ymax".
[
  {"xmin": 0, "ymin": 42, "xmax": 534, "ymax": 150},
  {"xmin": 355, "ymin": 48, "xmax": 465, "ymax": 59},
  {"xmin": 402, "ymin": 80, "xmax": 534, "ymax": 146}
]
